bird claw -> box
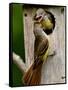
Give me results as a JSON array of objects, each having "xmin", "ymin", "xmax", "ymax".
[{"xmin": 48, "ymin": 50, "xmax": 56, "ymax": 57}]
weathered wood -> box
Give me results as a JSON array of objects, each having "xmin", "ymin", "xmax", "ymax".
[
  {"xmin": 23, "ymin": 8, "xmax": 35, "ymax": 69},
  {"xmin": 23, "ymin": 6, "xmax": 66, "ymax": 84}
]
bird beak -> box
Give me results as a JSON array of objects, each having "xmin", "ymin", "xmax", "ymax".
[{"xmin": 34, "ymin": 14, "xmax": 42, "ymax": 21}]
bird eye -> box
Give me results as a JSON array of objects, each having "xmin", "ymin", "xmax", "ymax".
[{"xmin": 40, "ymin": 12, "xmax": 43, "ymax": 15}]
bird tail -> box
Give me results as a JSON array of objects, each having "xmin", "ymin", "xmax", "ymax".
[{"xmin": 23, "ymin": 60, "xmax": 43, "ymax": 86}]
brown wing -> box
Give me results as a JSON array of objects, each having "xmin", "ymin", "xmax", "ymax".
[
  {"xmin": 33, "ymin": 37, "xmax": 49, "ymax": 69},
  {"xmin": 34, "ymin": 37, "xmax": 49, "ymax": 58},
  {"xmin": 37, "ymin": 39, "xmax": 49, "ymax": 56},
  {"xmin": 34, "ymin": 37, "xmax": 42, "ymax": 59}
]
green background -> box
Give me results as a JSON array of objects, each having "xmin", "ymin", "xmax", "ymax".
[{"xmin": 11, "ymin": 3, "xmax": 25, "ymax": 86}]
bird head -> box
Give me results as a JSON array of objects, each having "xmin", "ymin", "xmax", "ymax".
[
  {"xmin": 34, "ymin": 8, "xmax": 55, "ymax": 35},
  {"xmin": 34, "ymin": 8, "xmax": 46, "ymax": 23}
]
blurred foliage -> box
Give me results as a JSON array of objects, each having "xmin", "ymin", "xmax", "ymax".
[{"xmin": 10, "ymin": 3, "xmax": 25, "ymax": 86}]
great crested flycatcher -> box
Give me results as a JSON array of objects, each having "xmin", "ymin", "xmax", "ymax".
[{"xmin": 23, "ymin": 25, "xmax": 49, "ymax": 85}]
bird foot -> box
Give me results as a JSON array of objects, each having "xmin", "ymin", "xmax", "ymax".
[{"xmin": 48, "ymin": 50, "xmax": 56, "ymax": 57}]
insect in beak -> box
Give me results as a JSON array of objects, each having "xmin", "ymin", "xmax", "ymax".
[
  {"xmin": 34, "ymin": 14, "xmax": 42, "ymax": 22},
  {"xmin": 34, "ymin": 14, "xmax": 42, "ymax": 21}
]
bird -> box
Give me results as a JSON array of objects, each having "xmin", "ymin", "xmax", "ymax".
[
  {"xmin": 23, "ymin": 8, "xmax": 55, "ymax": 86},
  {"xmin": 23, "ymin": 24, "xmax": 49, "ymax": 86},
  {"xmin": 34, "ymin": 8, "xmax": 55, "ymax": 35}
]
